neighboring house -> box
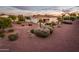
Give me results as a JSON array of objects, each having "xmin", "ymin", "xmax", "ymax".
[
  {"xmin": 0, "ymin": 15, "xmax": 9, "ymax": 18},
  {"xmin": 32, "ymin": 14, "xmax": 58, "ymax": 23}
]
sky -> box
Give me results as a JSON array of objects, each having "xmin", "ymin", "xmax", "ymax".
[{"xmin": 13, "ymin": 6, "xmax": 74, "ymax": 11}]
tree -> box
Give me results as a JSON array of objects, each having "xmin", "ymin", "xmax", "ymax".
[
  {"xmin": 8, "ymin": 15, "xmax": 17, "ymax": 23},
  {"xmin": 0, "ymin": 17, "xmax": 12, "ymax": 29},
  {"xmin": 18, "ymin": 15, "xmax": 25, "ymax": 22},
  {"xmin": 25, "ymin": 16, "xmax": 31, "ymax": 20},
  {"xmin": 69, "ymin": 13, "xmax": 77, "ymax": 21},
  {"xmin": 69, "ymin": 13, "xmax": 76, "ymax": 16}
]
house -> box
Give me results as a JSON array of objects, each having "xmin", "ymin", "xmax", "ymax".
[
  {"xmin": 0, "ymin": 14, "xmax": 9, "ymax": 18},
  {"xmin": 32, "ymin": 14, "xmax": 58, "ymax": 23}
]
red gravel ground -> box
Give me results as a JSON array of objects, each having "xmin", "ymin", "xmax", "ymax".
[{"xmin": 0, "ymin": 20, "xmax": 79, "ymax": 52}]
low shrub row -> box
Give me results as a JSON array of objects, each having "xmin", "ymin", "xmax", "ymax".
[{"xmin": 63, "ymin": 16, "xmax": 76, "ymax": 21}]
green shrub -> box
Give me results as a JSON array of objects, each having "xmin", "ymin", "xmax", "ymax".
[
  {"xmin": 0, "ymin": 17, "xmax": 12, "ymax": 29},
  {"xmin": 77, "ymin": 16, "xmax": 79, "ymax": 19},
  {"xmin": 30, "ymin": 29, "xmax": 35, "ymax": 34},
  {"xmin": 63, "ymin": 16, "xmax": 70, "ymax": 20},
  {"xmin": 33, "ymin": 29, "xmax": 50, "ymax": 38},
  {"xmin": 70, "ymin": 16, "xmax": 76, "ymax": 21},
  {"xmin": 8, "ymin": 34, "xmax": 18, "ymax": 41},
  {"xmin": 16, "ymin": 21, "xmax": 22, "ymax": 24}
]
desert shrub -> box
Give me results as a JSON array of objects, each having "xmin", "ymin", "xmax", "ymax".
[
  {"xmin": 28, "ymin": 23, "xmax": 32, "ymax": 26},
  {"xmin": 16, "ymin": 21, "xmax": 22, "ymax": 24},
  {"xmin": 30, "ymin": 29, "xmax": 35, "ymax": 34},
  {"xmin": 48, "ymin": 27, "xmax": 53, "ymax": 34},
  {"xmin": 8, "ymin": 34, "xmax": 18, "ymax": 41},
  {"xmin": 0, "ymin": 33, "xmax": 5, "ymax": 38},
  {"xmin": 45, "ymin": 23, "xmax": 51, "ymax": 25},
  {"xmin": 33, "ymin": 29, "xmax": 50, "ymax": 38},
  {"xmin": 51, "ymin": 22, "xmax": 57, "ymax": 26},
  {"xmin": 8, "ymin": 29, "xmax": 14, "ymax": 32},
  {"xmin": 57, "ymin": 16, "xmax": 62, "ymax": 21},
  {"xmin": 0, "ymin": 29, "xmax": 5, "ymax": 33},
  {"xmin": 21, "ymin": 24, "xmax": 25, "ymax": 26},
  {"xmin": 25, "ymin": 16, "xmax": 31, "ymax": 19},
  {"xmin": 45, "ymin": 22, "xmax": 56, "ymax": 27}
]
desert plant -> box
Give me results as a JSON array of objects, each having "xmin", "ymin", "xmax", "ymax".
[
  {"xmin": 0, "ymin": 33, "xmax": 5, "ymax": 38},
  {"xmin": 31, "ymin": 29, "xmax": 50, "ymax": 38},
  {"xmin": 57, "ymin": 16, "xmax": 64, "ymax": 26},
  {"xmin": 47, "ymin": 27, "xmax": 53, "ymax": 34},
  {"xmin": 8, "ymin": 29, "xmax": 14, "ymax": 32},
  {"xmin": 16, "ymin": 21, "xmax": 22, "ymax": 24},
  {"xmin": 45, "ymin": 23, "xmax": 51, "ymax": 25},
  {"xmin": 30, "ymin": 29, "xmax": 35, "ymax": 34},
  {"xmin": 21, "ymin": 24, "xmax": 25, "ymax": 26},
  {"xmin": 8, "ymin": 34, "xmax": 18, "ymax": 41},
  {"xmin": 51, "ymin": 22, "xmax": 57, "ymax": 27},
  {"xmin": 0, "ymin": 29, "xmax": 5, "ymax": 33},
  {"xmin": 45, "ymin": 22, "xmax": 56, "ymax": 28},
  {"xmin": 28, "ymin": 23, "xmax": 32, "ymax": 26},
  {"xmin": 25, "ymin": 16, "xmax": 31, "ymax": 19}
]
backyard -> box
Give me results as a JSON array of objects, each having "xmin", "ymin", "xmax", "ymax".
[{"xmin": 0, "ymin": 19, "xmax": 79, "ymax": 52}]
